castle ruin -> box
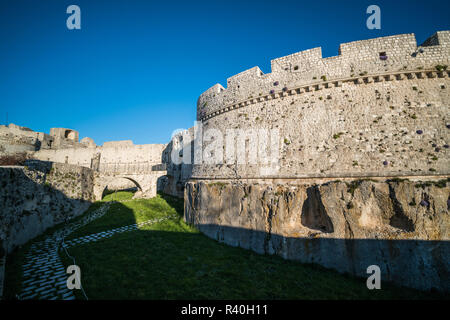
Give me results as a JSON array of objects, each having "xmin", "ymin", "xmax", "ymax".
[
  {"xmin": 1, "ymin": 31, "xmax": 449, "ymax": 292},
  {"xmin": 184, "ymin": 31, "xmax": 450, "ymax": 292}
]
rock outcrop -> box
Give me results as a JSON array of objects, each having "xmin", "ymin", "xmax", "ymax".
[
  {"xmin": 0, "ymin": 161, "xmax": 95, "ymax": 253},
  {"xmin": 185, "ymin": 178, "xmax": 450, "ymax": 291}
]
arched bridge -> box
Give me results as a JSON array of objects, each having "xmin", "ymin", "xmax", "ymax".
[{"xmin": 93, "ymin": 162, "xmax": 167, "ymax": 200}]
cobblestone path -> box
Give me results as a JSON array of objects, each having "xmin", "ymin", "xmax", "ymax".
[
  {"xmin": 18, "ymin": 201, "xmax": 176, "ymax": 300},
  {"xmin": 18, "ymin": 202, "xmax": 112, "ymax": 300}
]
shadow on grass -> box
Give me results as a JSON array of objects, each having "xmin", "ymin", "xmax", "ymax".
[
  {"xmin": 58, "ymin": 193, "xmax": 447, "ymax": 300},
  {"xmin": 4, "ymin": 189, "xmax": 448, "ymax": 300},
  {"xmin": 1, "ymin": 161, "xmax": 107, "ymax": 299}
]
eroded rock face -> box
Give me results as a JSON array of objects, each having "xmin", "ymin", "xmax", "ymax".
[
  {"xmin": 185, "ymin": 179, "xmax": 450, "ymax": 291},
  {"xmin": 0, "ymin": 161, "xmax": 95, "ymax": 253}
]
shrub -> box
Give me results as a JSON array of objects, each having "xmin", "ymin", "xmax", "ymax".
[
  {"xmin": 0, "ymin": 153, "xmax": 29, "ymax": 166},
  {"xmin": 435, "ymin": 65, "xmax": 448, "ymax": 72},
  {"xmin": 346, "ymin": 180, "xmax": 363, "ymax": 195},
  {"xmin": 210, "ymin": 182, "xmax": 227, "ymax": 190},
  {"xmin": 433, "ymin": 179, "xmax": 447, "ymax": 188}
]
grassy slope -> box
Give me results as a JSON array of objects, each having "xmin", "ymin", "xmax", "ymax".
[
  {"xmin": 58, "ymin": 192, "xmax": 443, "ymax": 300},
  {"xmin": 4, "ymin": 191, "xmax": 445, "ymax": 300}
]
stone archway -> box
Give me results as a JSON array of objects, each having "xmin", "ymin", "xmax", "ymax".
[
  {"xmin": 94, "ymin": 172, "xmax": 166, "ymax": 201},
  {"xmin": 100, "ymin": 177, "xmax": 143, "ymax": 200}
]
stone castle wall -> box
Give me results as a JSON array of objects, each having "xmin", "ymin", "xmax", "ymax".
[
  {"xmin": 34, "ymin": 141, "xmax": 167, "ymax": 196},
  {"xmin": 33, "ymin": 142, "xmax": 166, "ymax": 172},
  {"xmin": 0, "ymin": 124, "xmax": 53, "ymax": 154},
  {"xmin": 184, "ymin": 31, "xmax": 450, "ymax": 292},
  {"xmin": 160, "ymin": 129, "xmax": 194, "ymax": 198},
  {"xmin": 0, "ymin": 124, "xmax": 92, "ymax": 155},
  {"xmin": 191, "ymin": 31, "xmax": 450, "ymax": 180},
  {"xmin": 0, "ymin": 161, "xmax": 95, "ymax": 253}
]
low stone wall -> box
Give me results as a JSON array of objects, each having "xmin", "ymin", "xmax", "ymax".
[
  {"xmin": 0, "ymin": 161, "xmax": 95, "ymax": 253},
  {"xmin": 184, "ymin": 178, "xmax": 450, "ymax": 292}
]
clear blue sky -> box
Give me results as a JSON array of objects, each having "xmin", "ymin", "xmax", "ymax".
[{"xmin": 0, "ymin": 0, "xmax": 449, "ymax": 145}]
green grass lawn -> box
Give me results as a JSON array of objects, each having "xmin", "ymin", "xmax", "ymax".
[
  {"xmin": 102, "ymin": 189, "xmax": 135, "ymax": 202},
  {"xmin": 58, "ymin": 192, "xmax": 443, "ymax": 300},
  {"xmin": 5, "ymin": 191, "xmax": 446, "ymax": 300}
]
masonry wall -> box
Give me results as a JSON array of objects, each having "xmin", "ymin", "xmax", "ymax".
[
  {"xmin": 33, "ymin": 142, "xmax": 166, "ymax": 172},
  {"xmin": 160, "ymin": 129, "xmax": 194, "ymax": 197},
  {"xmin": 0, "ymin": 124, "xmax": 53, "ymax": 154},
  {"xmin": 193, "ymin": 75, "xmax": 450, "ymax": 179},
  {"xmin": 197, "ymin": 31, "xmax": 450, "ymax": 120},
  {"xmin": 185, "ymin": 31, "xmax": 450, "ymax": 293},
  {"xmin": 32, "ymin": 142, "xmax": 167, "ymax": 200},
  {"xmin": 192, "ymin": 31, "xmax": 450, "ymax": 180},
  {"xmin": 0, "ymin": 161, "xmax": 95, "ymax": 253}
]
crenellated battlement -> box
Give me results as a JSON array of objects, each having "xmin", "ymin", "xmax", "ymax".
[
  {"xmin": 197, "ymin": 31, "xmax": 450, "ymax": 120},
  {"xmin": 199, "ymin": 68, "xmax": 449, "ymax": 120}
]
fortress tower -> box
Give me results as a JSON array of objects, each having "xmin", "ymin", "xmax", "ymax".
[
  {"xmin": 184, "ymin": 31, "xmax": 450, "ymax": 292},
  {"xmin": 192, "ymin": 31, "xmax": 450, "ymax": 179}
]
